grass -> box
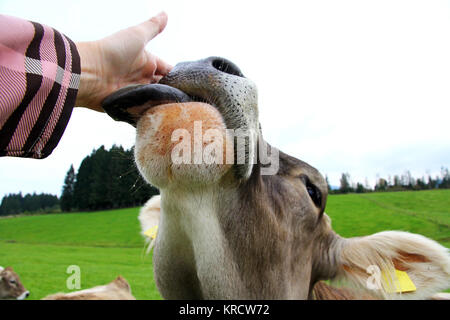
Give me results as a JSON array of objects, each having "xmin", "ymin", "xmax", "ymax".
[
  {"xmin": 325, "ymin": 189, "xmax": 450, "ymax": 248},
  {"xmin": 0, "ymin": 242, "xmax": 159, "ymax": 300},
  {"xmin": 0, "ymin": 189, "xmax": 449, "ymax": 299},
  {"xmin": 0, "ymin": 208, "xmax": 161, "ymax": 300},
  {"xmin": 0, "ymin": 207, "xmax": 143, "ymax": 247}
]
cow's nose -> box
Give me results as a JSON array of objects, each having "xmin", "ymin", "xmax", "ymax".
[
  {"xmin": 209, "ymin": 57, "xmax": 245, "ymax": 78},
  {"xmin": 162, "ymin": 56, "xmax": 246, "ymax": 82},
  {"xmin": 25, "ymin": 291, "xmax": 30, "ymax": 298}
]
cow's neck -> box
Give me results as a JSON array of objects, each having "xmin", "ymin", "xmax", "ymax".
[
  {"xmin": 155, "ymin": 185, "xmax": 247, "ymax": 299},
  {"xmin": 154, "ymin": 174, "xmax": 312, "ymax": 300}
]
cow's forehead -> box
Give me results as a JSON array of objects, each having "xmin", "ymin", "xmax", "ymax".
[{"xmin": 2, "ymin": 270, "xmax": 18, "ymax": 278}]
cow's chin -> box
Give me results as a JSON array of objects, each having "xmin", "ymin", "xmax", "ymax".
[{"xmin": 135, "ymin": 102, "xmax": 234, "ymax": 189}]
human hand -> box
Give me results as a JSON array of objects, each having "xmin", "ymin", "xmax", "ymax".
[{"xmin": 75, "ymin": 12, "xmax": 172, "ymax": 112}]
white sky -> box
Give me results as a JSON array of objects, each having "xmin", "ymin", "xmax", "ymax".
[{"xmin": 1, "ymin": 0, "xmax": 449, "ymax": 199}]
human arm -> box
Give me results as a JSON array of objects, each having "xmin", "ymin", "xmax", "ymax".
[{"xmin": 0, "ymin": 12, "xmax": 170, "ymax": 159}]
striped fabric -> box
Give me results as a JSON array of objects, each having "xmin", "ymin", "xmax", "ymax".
[{"xmin": 0, "ymin": 14, "xmax": 80, "ymax": 159}]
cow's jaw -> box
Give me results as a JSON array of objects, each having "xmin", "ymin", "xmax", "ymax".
[
  {"xmin": 16, "ymin": 291, "xmax": 30, "ymax": 300},
  {"xmin": 135, "ymin": 102, "xmax": 235, "ymax": 189}
]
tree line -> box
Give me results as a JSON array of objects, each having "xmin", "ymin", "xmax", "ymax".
[
  {"xmin": 1, "ymin": 143, "xmax": 448, "ymax": 215},
  {"xmin": 0, "ymin": 145, "xmax": 159, "ymax": 216},
  {"xmin": 0, "ymin": 192, "xmax": 59, "ymax": 216},
  {"xmin": 60, "ymin": 145, "xmax": 158, "ymax": 211},
  {"xmin": 328, "ymin": 167, "xmax": 450, "ymax": 194}
]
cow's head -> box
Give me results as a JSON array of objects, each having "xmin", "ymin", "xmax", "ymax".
[
  {"xmin": 0, "ymin": 266, "xmax": 29, "ymax": 300},
  {"xmin": 103, "ymin": 57, "xmax": 450, "ymax": 299}
]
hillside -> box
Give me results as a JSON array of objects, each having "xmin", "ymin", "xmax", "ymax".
[{"xmin": 326, "ymin": 189, "xmax": 450, "ymax": 248}]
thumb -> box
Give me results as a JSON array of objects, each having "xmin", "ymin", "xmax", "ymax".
[{"xmin": 135, "ymin": 11, "xmax": 168, "ymax": 43}]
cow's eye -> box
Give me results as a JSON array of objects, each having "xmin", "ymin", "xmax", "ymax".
[
  {"xmin": 306, "ymin": 180, "xmax": 322, "ymax": 208},
  {"xmin": 10, "ymin": 279, "xmax": 16, "ymax": 285},
  {"xmin": 299, "ymin": 174, "xmax": 323, "ymax": 208}
]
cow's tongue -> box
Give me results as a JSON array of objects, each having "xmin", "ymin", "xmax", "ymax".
[{"xmin": 102, "ymin": 83, "xmax": 192, "ymax": 127}]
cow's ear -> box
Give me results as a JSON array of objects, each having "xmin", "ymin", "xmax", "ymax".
[
  {"xmin": 331, "ymin": 231, "xmax": 450, "ymax": 299},
  {"xmin": 138, "ymin": 195, "xmax": 161, "ymax": 253},
  {"xmin": 113, "ymin": 276, "xmax": 131, "ymax": 292}
]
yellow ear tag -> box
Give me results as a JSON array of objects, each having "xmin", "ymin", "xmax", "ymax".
[
  {"xmin": 382, "ymin": 269, "xmax": 416, "ymax": 293},
  {"xmin": 144, "ymin": 225, "xmax": 158, "ymax": 240}
]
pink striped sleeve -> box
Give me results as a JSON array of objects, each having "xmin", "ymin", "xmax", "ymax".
[{"xmin": 0, "ymin": 14, "xmax": 80, "ymax": 159}]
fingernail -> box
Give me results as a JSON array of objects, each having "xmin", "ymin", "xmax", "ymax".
[{"xmin": 156, "ymin": 11, "xmax": 167, "ymax": 19}]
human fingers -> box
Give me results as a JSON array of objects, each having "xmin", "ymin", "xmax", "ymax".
[
  {"xmin": 133, "ymin": 11, "xmax": 168, "ymax": 44},
  {"xmin": 154, "ymin": 55, "xmax": 173, "ymax": 76}
]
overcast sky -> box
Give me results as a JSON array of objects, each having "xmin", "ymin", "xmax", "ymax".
[{"xmin": 1, "ymin": 0, "xmax": 449, "ymax": 199}]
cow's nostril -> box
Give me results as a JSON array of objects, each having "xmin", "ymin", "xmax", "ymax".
[{"xmin": 211, "ymin": 58, "xmax": 244, "ymax": 78}]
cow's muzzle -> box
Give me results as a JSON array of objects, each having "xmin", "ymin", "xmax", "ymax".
[{"xmin": 101, "ymin": 57, "xmax": 247, "ymax": 127}]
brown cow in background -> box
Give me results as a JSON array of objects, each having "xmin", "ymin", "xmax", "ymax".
[
  {"xmin": 42, "ymin": 276, "xmax": 136, "ymax": 300},
  {"xmin": 0, "ymin": 266, "xmax": 29, "ymax": 300}
]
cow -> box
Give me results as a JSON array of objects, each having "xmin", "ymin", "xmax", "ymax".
[
  {"xmin": 102, "ymin": 56, "xmax": 450, "ymax": 299},
  {"xmin": 0, "ymin": 266, "xmax": 29, "ymax": 300},
  {"xmin": 42, "ymin": 276, "xmax": 136, "ymax": 300}
]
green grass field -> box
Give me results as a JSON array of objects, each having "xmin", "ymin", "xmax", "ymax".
[{"xmin": 0, "ymin": 189, "xmax": 449, "ymax": 299}]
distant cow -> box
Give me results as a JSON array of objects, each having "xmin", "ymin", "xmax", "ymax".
[
  {"xmin": 0, "ymin": 266, "xmax": 29, "ymax": 300},
  {"xmin": 42, "ymin": 276, "xmax": 136, "ymax": 300}
]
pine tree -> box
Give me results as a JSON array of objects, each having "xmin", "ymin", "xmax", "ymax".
[
  {"xmin": 355, "ymin": 182, "xmax": 365, "ymax": 193},
  {"xmin": 439, "ymin": 167, "xmax": 450, "ymax": 189},
  {"xmin": 73, "ymin": 154, "xmax": 94, "ymax": 210},
  {"xmin": 325, "ymin": 175, "xmax": 332, "ymax": 192},
  {"xmin": 61, "ymin": 165, "xmax": 76, "ymax": 211},
  {"xmin": 339, "ymin": 173, "xmax": 352, "ymax": 193}
]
